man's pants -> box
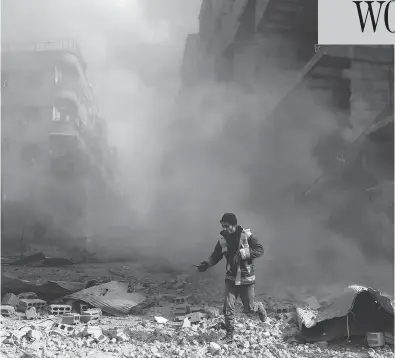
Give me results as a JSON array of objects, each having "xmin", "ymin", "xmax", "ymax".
[{"xmin": 223, "ymin": 279, "xmax": 262, "ymax": 332}]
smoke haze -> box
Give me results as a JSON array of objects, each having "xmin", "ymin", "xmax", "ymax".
[{"xmin": 2, "ymin": 0, "xmax": 393, "ymax": 297}]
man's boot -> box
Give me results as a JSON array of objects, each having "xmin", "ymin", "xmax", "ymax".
[
  {"xmin": 220, "ymin": 330, "xmax": 234, "ymax": 344},
  {"xmin": 256, "ymin": 302, "xmax": 267, "ymax": 322}
]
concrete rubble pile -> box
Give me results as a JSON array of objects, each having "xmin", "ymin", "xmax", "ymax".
[{"xmin": 1, "ymin": 272, "xmax": 394, "ymax": 358}]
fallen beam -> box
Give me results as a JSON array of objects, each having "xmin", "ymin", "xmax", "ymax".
[{"xmin": 264, "ymin": 47, "xmax": 325, "ymax": 116}]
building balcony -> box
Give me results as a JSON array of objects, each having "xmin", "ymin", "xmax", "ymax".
[
  {"xmin": 2, "ymin": 39, "xmax": 86, "ymax": 74},
  {"xmin": 1, "ymin": 67, "xmax": 93, "ymax": 111},
  {"xmin": 54, "ymin": 53, "xmax": 93, "ymax": 101}
]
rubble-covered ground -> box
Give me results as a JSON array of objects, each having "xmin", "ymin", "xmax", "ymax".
[{"xmin": 1, "ymin": 261, "xmax": 394, "ymax": 358}]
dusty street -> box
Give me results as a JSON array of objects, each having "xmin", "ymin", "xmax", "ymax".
[{"xmin": 1, "ymin": 261, "xmax": 394, "ymax": 358}]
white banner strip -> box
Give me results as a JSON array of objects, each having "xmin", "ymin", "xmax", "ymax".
[{"xmin": 318, "ymin": 0, "xmax": 395, "ymax": 45}]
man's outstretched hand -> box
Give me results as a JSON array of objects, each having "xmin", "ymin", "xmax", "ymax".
[{"xmin": 197, "ymin": 261, "xmax": 210, "ymax": 272}]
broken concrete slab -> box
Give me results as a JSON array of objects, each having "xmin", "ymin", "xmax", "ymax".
[
  {"xmin": 64, "ymin": 281, "xmax": 146, "ymax": 316},
  {"xmin": 2, "ymin": 293, "xmax": 19, "ymax": 306},
  {"xmin": 297, "ymin": 285, "xmax": 394, "ymax": 342},
  {"xmin": 2, "ymin": 274, "xmax": 86, "ymax": 299},
  {"xmin": 1, "ymin": 305, "xmax": 15, "ymax": 317}
]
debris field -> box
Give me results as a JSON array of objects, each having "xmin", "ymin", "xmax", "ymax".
[{"xmin": 1, "ymin": 262, "xmax": 394, "ymax": 358}]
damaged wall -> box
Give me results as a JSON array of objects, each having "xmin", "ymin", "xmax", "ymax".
[{"xmin": 178, "ymin": 0, "xmax": 394, "ymax": 289}]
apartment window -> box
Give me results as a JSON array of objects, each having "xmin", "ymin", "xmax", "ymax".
[
  {"xmin": 54, "ymin": 66, "xmax": 63, "ymax": 85},
  {"xmin": 53, "ymin": 106, "xmax": 61, "ymax": 121},
  {"xmin": 52, "ymin": 106, "xmax": 70, "ymax": 122}
]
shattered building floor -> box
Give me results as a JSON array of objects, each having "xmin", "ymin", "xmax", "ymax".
[{"xmin": 1, "ymin": 261, "xmax": 394, "ymax": 358}]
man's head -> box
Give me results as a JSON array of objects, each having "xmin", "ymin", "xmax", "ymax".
[{"xmin": 220, "ymin": 213, "xmax": 237, "ymax": 234}]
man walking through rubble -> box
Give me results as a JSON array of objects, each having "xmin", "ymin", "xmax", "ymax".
[{"xmin": 197, "ymin": 213, "xmax": 267, "ymax": 343}]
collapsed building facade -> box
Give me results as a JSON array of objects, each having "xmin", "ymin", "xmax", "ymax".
[
  {"xmin": 1, "ymin": 39, "xmax": 121, "ymax": 255},
  {"xmin": 181, "ymin": 0, "xmax": 394, "ymax": 261}
]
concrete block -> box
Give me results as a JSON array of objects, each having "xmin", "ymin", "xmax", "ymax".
[
  {"xmin": 18, "ymin": 299, "xmax": 46, "ymax": 312},
  {"xmin": 80, "ymin": 308, "xmax": 101, "ymax": 323},
  {"xmin": 79, "ymin": 302, "xmax": 93, "ymax": 313},
  {"xmin": 61, "ymin": 313, "xmax": 80, "ymax": 325},
  {"xmin": 48, "ymin": 304, "xmax": 72, "ymax": 315},
  {"xmin": 51, "ymin": 323, "xmax": 75, "ymax": 336},
  {"xmin": 366, "ymin": 332, "xmax": 385, "ymax": 347},
  {"xmin": 175, "ymin": 304, "xmax": 191, "ymax": 316}
]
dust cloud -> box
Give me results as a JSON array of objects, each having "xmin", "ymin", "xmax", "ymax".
[{"xmin": 2, "ymin": 0, "xmax": 393, "ymax": 297}]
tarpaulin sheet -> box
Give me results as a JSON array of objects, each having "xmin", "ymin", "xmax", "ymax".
[
  {"xmin": 64, "ymin": 281, "xmax": 146, "ymax": 316},
  {"xmin": 1, "ymin": 273, "xmax": 86, "ymax": 297},
  {"xmin": 296, "ymin": 285, "xmax": 394, "ymax": 329}
]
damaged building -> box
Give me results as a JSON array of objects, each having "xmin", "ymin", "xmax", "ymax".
[
  {"xmin": 180, "ymin": 0, "xmax": 394, "ymax": 262},
  {"xmin": 1, "ymin": 39, "xmax": 122, "ymax": 256}
]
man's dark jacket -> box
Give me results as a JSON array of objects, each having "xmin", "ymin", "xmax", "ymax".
[{"xmin": 207, "ymin": 225, "xmax": 263, "ymax": 285}]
